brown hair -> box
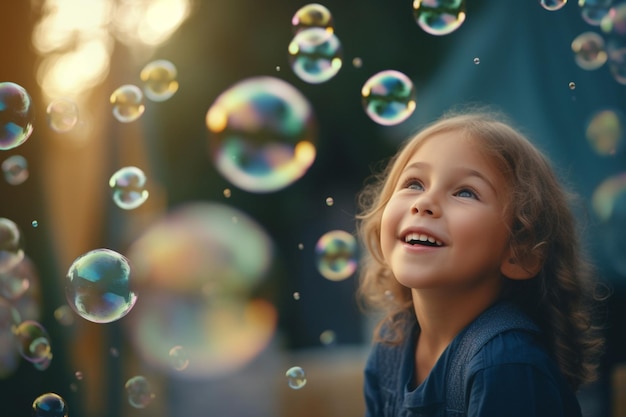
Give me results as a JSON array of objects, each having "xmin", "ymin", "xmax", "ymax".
[{"xmin": 356, "ymin": 109, "xmax": 604, "ymax": 390}]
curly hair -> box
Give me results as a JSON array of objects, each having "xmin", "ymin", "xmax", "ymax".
[{"xmin": 356, "ymin": 109, "xmax": 604, "ymax": 390}]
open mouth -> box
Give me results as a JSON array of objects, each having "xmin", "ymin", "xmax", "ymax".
[{"xmin": 404, "ymin": 232, "xmax": 443, "ymax": 247}]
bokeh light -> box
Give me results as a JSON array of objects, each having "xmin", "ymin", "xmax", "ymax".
[
  {"xmin": 0, "ymin": 218, "xmax": 25, "ymax": 274},
  {"xmin": 32, "ymin": 392, "xmax": 68, "ymax": 417},
  {"xmin": 291, "ymin": 3, "xmax": 334, "ymax": 33},
  {"xmin": 0, "ymin": 82, "xmax": 34, "ymax": 151},
  {"xmin": 206, "ymin": 76, "xmax": 317, "ymax": 193},
  {"xmin": 65, "ymin": 248, "xmax": 137, "ymax": 324},
  {"xmin": 361, "ymin": 70, "xmax": 416, "ymax": 126},
  {"xmin": 540, "ymin": 0, "xmax": 567, "ymax": 11},
  {"xmin": 46, "ymin": 98, "xmax": 79, "ymax": 133},
  {"xmin": 571, "ymin": 31, "xmax": 608, "ymax": 70},
  {"xmin": 586, "ymin": 109, "xmax": 623, "ymax": 155},
  {"xmin": 315, "ymin": 230, "xmax": 358, "ymax": 281},
  {"xmin": 592, "ymin": 173, "xmax": 626, "ymax": 222},
  {"xmin": 1, "ymin": 155, "xmax": 29, "ymax": 185},
  {"xmin": 109, "ymin": 166, "xmax": 150, "ymax": 210},
  {"xmin": 288, "ymin": 27, "xmax": 343, "ymax": 84},
  {"xmin": 286, "ymin": 366, "xmax": 307, "ymax": 389},
  {"xmin": 140, "ymin": 59, "xmax": 179, "ymax": 102},
  {"xmin": 110, "ymin": 84, "xmax": 145, "ymax": 123},
  {"xmin": 125, "ymin": 375, "xmax": 155, "ymax": 408},
  {"xmin": 126, "ymin": 202, "xmax": 276, "ymax": 377},
  {"xmin": 0, "ymin": 256, "xmax": 35, "ymax": 301},
  {"xmin": 413, "ymin": 0, "xmax": 466, "ymax": 36}
]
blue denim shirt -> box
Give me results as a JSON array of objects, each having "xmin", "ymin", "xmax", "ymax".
[{"xmin": 363, "ymin": 310, "xmax": 582, "ymax": 417}]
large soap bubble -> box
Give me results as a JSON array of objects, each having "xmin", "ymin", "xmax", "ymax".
[
  {"xmin": 0, "ymin": 82, "xmax": 34, "ymax": 150},
  {"xmin": 206, "ymin": 77, "xmax": 317, "ymax": 193},
  {"xmin": 413, "ymin": 0, "xmax": 466, "ymax": 36}
]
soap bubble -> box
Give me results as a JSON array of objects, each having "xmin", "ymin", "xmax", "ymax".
[
  {"xmin": 413, "ymin": 0, "xmax": 466, "ymax": 36},
  {"xmin": 592, "ymin": 173, "xmax": 626, "ymax": 222},
  {"xmin": 288, "ymin": 27, "xmax": 343, "ymax": 84},
  {"xmin": 292, "ymin": 3, "xmax": 334, "ymax": 33},
  {"xmin": 65, "ymin": 248, "xmax": 137, "ymax": 323},
  {"xmin": 140, "ymin": 59, "xmax": 179, "ymax": 102},
  {"xmin": 206, "ymin": 76, "xmax": 317, "ymax": 193},
  {"xmin": 286, "ymin": 366, "xmax": 307, "ymax": 389},
  {"xmin": 362, "ymin": 70, "xmax": 416, "ymax": 126},
  {"xmin": 32, "ymin": 392, "xmax": 68, "ymax": 417},
  {"xmin": 46, "ymin": 98, "xmax": 79, "ymax": 133},
  {"xmin": 320, "ymin": 329, "xmax": 336, "ymax": 345},
  {"xmin": 2, "ymin": 154, "xmax": 28, "ymax": 185},
  {"xmin": 325, "ymin": 197, "xmax": 334, "ymax": 206},
  {"xmin": 315, "ymin": 230, "xmax": 358, "ymax": 281},
  {"xmin": 0, "ymin": 82, "xmax": 34, "ymax": 150},
  {"xmin": 0, "ymin": 256, "xmax": 34, "ymax": 300},
  {"xmin": 571, "ymin": 32, "xmax": 607, "ymax": 70},
  {"xmin": 53, "ymin": 305, "xmax": 75, "ymax": 326},
  {"xmin": 0, "ymin": 217, "xmax": 24, "ymax": 273},
  {"xmin": 580, "ymin": 0, "xmax": 612, "ymax": 26},
  {"xmin": 607, "ymin": 43, "xmax": 626, "ymax": 85},
  {"xmin": 168, "ymin": 345, "xmax": 189, "ymax": 371},
  {"xmin": 125, "ymin": 375, "xmax": 155, "ymax": 408},
  {"xmin": 110, "ymin": 84, "xmax": 145, "ymax": 123},
  {"xmin": 601, "ymin": 3, "xmax": 626, "ymax": 36},
  {"xmin": 109, "ymin": 166, "xmax": 149, "ymax": 210},
  {"xmin": 473, "ymin": 57, "xmax": 480, "ymax": 65},
  {"xmin": 12, "ymin": 320, "xmax": 51, "ymax": 363},
  {"xmin": 586, "ymin": 109, "xmax": 623, "ymax": 155},
  {"xmin": 540, "ymin": 0, "xmax": 567, "ymax": 11}
]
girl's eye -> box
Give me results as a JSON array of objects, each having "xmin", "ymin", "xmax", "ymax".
[
  {"xmin": 401, "ymin": 178, "xmax": 423, "ymax": 190},
  {"xmin": 456, "ymin": 188, "xmax": 478, "ymax": 199}
]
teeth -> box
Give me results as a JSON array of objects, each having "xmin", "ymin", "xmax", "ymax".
[{"xmin": 404, "ymin": 232, "xmax": 443, "ymax": 246}]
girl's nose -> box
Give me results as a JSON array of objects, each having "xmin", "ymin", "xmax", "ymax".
[{"xmin": 410, "ymin": 194, "xmax": 440, "ymax": 216}]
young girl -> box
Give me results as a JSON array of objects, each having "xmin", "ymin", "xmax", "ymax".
[{"xmin": 356, "ymin": 110, "xmax": 604, "ymax": 416}]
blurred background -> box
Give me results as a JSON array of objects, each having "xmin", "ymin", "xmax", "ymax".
[{"xmin": 0, "ymin": 0, "xmax": 625, "ymax": 416}]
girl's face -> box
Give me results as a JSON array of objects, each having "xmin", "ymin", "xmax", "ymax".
[{"xmin": 380, "ymin": 130, "xmax": 513, "ymax": 292}]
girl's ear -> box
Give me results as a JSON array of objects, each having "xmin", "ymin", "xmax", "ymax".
[{"xmin": 500, "ymin": 249, "xmax": 543, "ymax": 280}]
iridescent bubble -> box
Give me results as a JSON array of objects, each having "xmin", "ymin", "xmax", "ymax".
[
  {"xmin": 586, "ymin": 109, "xmax": 623, "ymax": 155},
  {"xmin": 2, "ymin": 154, "xmax": 28, "ymax": 185},
  {"xmin": 601, "ymin": 3, "xmax": 626, "ymax": 36},
  {"xmin": 0, "ymin": 218, "xmax": 24, "ymax": 273},
  {"xmin": 607, "ymin": 43, "xmax": 626, "ymax": 85},
  {"xmin": 293, "ymin": 291, "xmax": 301, "ymax": 300},
  {"xmin": 473, "ymin": 57, "xmax": 480, "ymax": 65},
  {"xmin": 0, "ymin": 82, "xmax": 34, "ymax": 150},
  {"xmin": 31, "ymin": 220, "xmax": 38, "ymax": 228},
  {"xmin": 325, "ymin": 197, "xmax": 334, "ymax": 206},
  {"xmin": 413, "ymin": 0, "xmax": 466, "ymax": 36},
  {"xmin": 12, "ymin": 320, "xmax": 51, "ymax": 363},
  {"xmin": 571, "ymin": 32, "xmax": 607, "ymax": 70},
  {"xmin": 32, "ymin": 392, "xmax": 68, "ymax": 417},
  {"xmin": 126, "ymin": 203, "xmax": 276, "ymax": 377},
  {"xmin": 315, "ymin": 230, "xmax": 357, "ymax": 281},
  {"xmin": 286, "ymin": 366, "xmax": 307, "ymax": 389},
  {"xmin": 223, "ymin": 188, "xmax": 232, "ymax": 198},
  {"xmin": 540, "ymin": 0, "xmax": 567, "ymax": 11},
  {"xmin": 46, "ymin": 98, "xmax": 79, "ymax": 133},
  {"xmin": 297, "ymin": 243, "xmax": 304, "ymax": 250},
  {"xmin": 0, "ymin": 256, "xmax": 33, "ymax": 300},
  {"xmin": 592, "ymin": 173, "xmax": 626, "ymax": 222},
  {"xmin": 352, "ymin": 57, "xmax": 363, "ymax": 68},
  {"xmin": 580, "ymin": 0, "xmax": 612, "ymax": 26},
  {"xmin": 361, "ymin": 70, "xmax": 416, "ymax": 126},
  {"xmin": 291, "ymin": 3, "xmax": 334, "ymax": 33},
  {"xmin": 319, "ymin": 329, "xmax": 336, "ymax": 345},
  {"xmin": 140, "ymin": 59, "xmax": 179, "ymax": 102},
  {"xmin": 33, "ymin": 351, "xmax": 52, "ymax": 371},
  {"xmin": 125, "ymin": 375, "xmax": 155, "ymax": 408},
  {"xmin": 109, "ymin": 166, "xmax": 149, "ymax": 210},
  {"xmin": 168, "ymin": 345, "xmax": 189, "ymax": 371},
  {"xmin": 288, "ymin": 27, "xmax": 343, "ymax": 84},
  {"xmin": 65, "ymin": 248, "xmax": 137, "ymax": 323},
  {"xmin": 53, "ymin": 305, "xmax": 75, "ymax": 326},
  {"xmin": 110, "ymin": 84, "xmax": 145, "ymax": 123},
  {"xmin": 74, "ymin": 370, "xmax": 83, "ymax": 380},
  {"xmin": 206, "ymin": 76, "xmax": 317, "ymax": 193},
  {"xmin": 568, "ymin": 81, "xmax": 576, "ymax": 90}
]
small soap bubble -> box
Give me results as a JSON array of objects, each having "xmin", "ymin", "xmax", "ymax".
[
  {"xmin": 0, "ymin": 82, "xmax": 34, "ymax": 150},
  {"xmin": 315, "ymin": 230, "xmax": 358, "ymax": 281},
  {"xmin": 288, "ymin": 27, "xmax": 343, "ymax": 84},
  {"xmin": 109, "ymin": 166, "xmax": 149, "ymax": 210},
  {"xmin": 352, "ymin": 57, "xmax": 363, "ymax": 68},
  {"xmin": 65, "ymin": 248, "xmax": 137, "ymax": 323},
  {"xmin": 0, "ymin": 217, "xmax": 25, "ymax": 273},
  {"xmin": 571, "ymin": 32, "xmax": 607, "ymax": 70},
  {"xmin": 540, "ymin": 0, "xmax": 567, "ymax": 11},
  {"xmin": 2, "ymin": 155, "xmax": 29, "ymax": 185},
  {"xmin": 362, "ymin": 70, "xmax": 416, "ymax": 126},
  {"xmin": 293, "ymin": 291, "xmax": 301, "ymax": 300},
  {"xmin": 31, "ymin": 220, "xmax": 38, "ymax": 228},
  {"xmin": 13, "ymin": 320, "xmax": 51, "ymax": 363},
  {"xmin": 206, "ymin": 76, "xmax": 317, "ymax": 193},
  {"xmin": 291, "ymin": 3, "xmax": 334, "ymax": 33},
  {"xmin": 473, "ymin": 57, "xmax": 480, "ymax": 65},
  {"xmin": 74, "ymin": 371, "xmax": 83, "ymax": 380},
  {"xmin": 69, "ymin": 383, "xmax": 78, "ymax": 392},
  {"xmin": 32, "ymin": 392, "xmax": 68, "ymax": 417},
  {"xmin": 46, "ymin": 98, "xmax": 79, "ymax": 133},
  {"xmin": 0, "ymin": 258, "xmax": 31, "ymax": 300},
  {"xmin": 275, "ymin": 66, "xmax": 281, "ymax": 72},
  {"xmin": 286, "ymin": 366, "xmax": 307, "ymax": 389},
  {"xmin": 580, "ymin": 2, "xmax": 611, "ymax": 26},
  {"xmin": 140, "ymin": 59, "xmax": 179, "ymax": 102},
  {"xmin": 601, "ymin": 3, "xmax": 626, "ymax": 35},
  {"xmin": 110, "ymin": 347, "xmax": 120, "ymax": 358},
  {"xmin": 325, "ymin": 197, "xmax": 334, "ymax": 206},
  {"xmin": 591, "ymin": 173, "xmax": 626, "ymax": 222},
  {"xmin": 569, "ymin": 81, "xmax": 576, "ymax": 90},
  {"xmin": 110, "ymin": 84, "xmax": 145, "ymax": 123},
  {"xmin": 53, "ymin": 305, "xmax": 75, "ymax": 326},
  {"xmin": 413, "ymin": 0, "xmax": 466, "ymax": 36},
  {"xmin": 223, "ymin": 188, "xmax": 232, "ymax": 198},
  {"xmin": 586, "ymin": 109, "xmax": 623, "ymax": 155},
  {"xmin": 297, "ymin": 243, "xmax": 304, "ymax": 250},
  {"xmin": 125, "ymin": 375, "xmax": 155, "ymax": 408},
  {"xmin": 33, "ymin": 352, "xmax": 53, "ymax": 371},
  {"xmin": 320, "ymin": 329, "xmax": 336, "ymax": 346},
  {"xmin": 168, "ymin": 345, "xmax": 190, "ymax": 371}
]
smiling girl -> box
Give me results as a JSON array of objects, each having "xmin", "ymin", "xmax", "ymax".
[{"xmin": 356, "ymin": 110, "xmax": 604, "ymax": 416}]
